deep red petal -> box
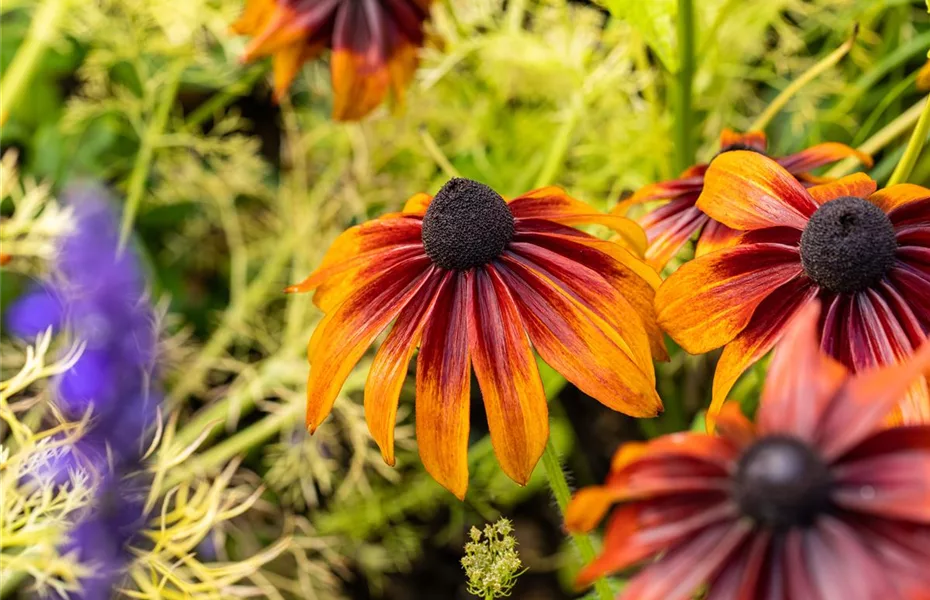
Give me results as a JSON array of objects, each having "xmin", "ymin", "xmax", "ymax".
[
  {"xmin": 805, "ymin": 516, "xmax": 898, "ymax": 600},
  {"xmin": 707, "ymin": 532, "xmax": 772, "ymax": 600}
]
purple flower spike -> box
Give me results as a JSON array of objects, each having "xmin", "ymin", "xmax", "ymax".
[{"xmin": 4, "ymin": 284, "xmax": 64, "ymax": 340}]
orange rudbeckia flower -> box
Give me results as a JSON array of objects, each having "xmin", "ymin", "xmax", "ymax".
[
  {"xmin": 567, "ymin": 302, "xmax": 930, "ymax": 600},
  {"xmin": 656, "ymin": 151, "xmax": 930, "ymax": 427},
  {"xmin": 617, "ymin": 129, "xmax": 872, "ymax": 270},
  {"xmin": 289, "ymin": 178, "xmax": 666, "ymax": 498},
  {"xmin": 232, "ymin": 0, "xmax": 432, "ymax": 120}
]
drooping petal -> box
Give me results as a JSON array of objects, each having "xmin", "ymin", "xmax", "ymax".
[
  {"xmin": 577, "ymin": 499, "xmax": 738, "ymax": 589},
  {"xmin": 699, "ymin": 152, "xmax": 817, "ymax": 231},
  {"xmin": 507, "ymin": 243, "xmax": 653, "ymax": 377},
  {"xmin": 817, "ymin": 337, "xmax": 930, "ymax": 460},
  {"xmin": 870, "ymin": 184, "xmax": 930, "ymax": 212},
  {"xmin": 508, "ymin": 187, "xmax": 648, "ymax": 255},
  {"xmin": 468, "ymin": 266, "xmax": 548, "ymax": 486},
  {"xmin": 364, "ymin": 270, "xmax": 449, "ymax": 466},
  {"xmin": 752, "ymin": 296, "xmax": 846, "ymax": 441},
  {"xmin": 495, "ymin": 257, "xmax": 662, "ymax": 417},
  {"xmin": 655, "ymin": 244, "xmax": 803, "ymax": 355},
  {"xmin": 776, "ymin": 143, "xmax": 873, "ymax": 173},
  {"xmin": 305, "ymin": 256, "xmax": 432, "ymax": 433},
  {"xmin": 385, "ymin": 36, "xmax": 419, "ymax": 112},
  {"xmin": 416, "ymin": 272, "xmax": 472, "ymax": 499},
  {"xmin": 638, "ymin": 195, "xmax": 707, "ymax": 270},
  {"xmin": 806, "ymin": 173, "xmax": 877, "ymax": 205},
  {"xmin": 617, "ymin": 522, "xmax": 752, "ymax": 600},
  {"xmin": 695, "ymin": 219, "xmax": 742, "ymax": 258},
  {"xmin": 331, "ymin": 1, "xmax": 391, "ymax": 120},
  {"xmin": 719, "ymin": 128, "xmax": 767, "ymax": 151},
  {"xmin": 271, "ymin": 40, "xmax": 325, "ymax": 101}
]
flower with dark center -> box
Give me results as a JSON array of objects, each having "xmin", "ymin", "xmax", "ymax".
[
  {"xmin": 287, "ymin": 179, "xmax": 667, "ymax": 498},
  {"xmin": 567, "ymin": 302, "xmax": 930, "ymax": 600},
  {"xmin": 232, "ymin": 0, "xmax": 433, "ymax": 120},
  {"xmin": 615, "ymin": 128, "xmax": 872, "ymax": 270},
  {"xmin": 656, "ymin": 151, "xmax": 930, "ymax": 427}
]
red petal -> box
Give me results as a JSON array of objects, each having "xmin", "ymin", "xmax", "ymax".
[
  {"xmin": 622, "ymin": 177, "xmax": 705, "ymax": 206},
  {"xmin": 707, "ymin": 532, "xmax": 771, "ymax": 600},
  {"xmin": 805, "ymin": 517, "xmax": 898, "ymax": 600},
  {"xmin": 639, "ymin": 195, "xmax": 707, "ymax": 270},
  {"xmin": 416, "ymin": 272, "xmax": 473, "ymax": 499},
  {"xmin": 655, "ymin": 244, "xmax": 803, "ymax": 355},
  {"xmin": 776, "ymin": 142, "xmax": 873, "ymax": 172},
  {"xmin": 699, "ymin": 151, "xmax": 817, "ymax": 231},
  {"xmin": 833, "ymin": 449, "xmax": 930, "ymax": 522},
  {"xmin": 468, "ymin": 266, "xmax": 548, "ymax": 486},
  {"xmin": 695, "ymin": 220, "xmax": 742, "ymax": 258}
]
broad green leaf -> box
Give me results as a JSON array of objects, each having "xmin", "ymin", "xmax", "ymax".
[{"xmin": 603, "ymin": 0, "xmax": 679, "ymax": 72}]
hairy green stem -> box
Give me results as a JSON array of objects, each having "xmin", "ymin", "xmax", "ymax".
[
  {"xmin": 674, "ymin": 0, "xmax": 696, "ymax": 172},
  {"xmin": 749, "ymin": 27, "xmax": 858, "ymax": 132},
  {"xmin": 541, "ymin": 440, "xmax": 613, "ymax": 600},
  {"xmin": 888, "ymin": 94, "xmax": 930, "ymax": 186},
  {"xmin": 0, "ymin": 0, "xmax": 69, "ymax": 126},
  {"xmin": 119, "ymin": 59, "xmax": 187, "ymax": 251}
]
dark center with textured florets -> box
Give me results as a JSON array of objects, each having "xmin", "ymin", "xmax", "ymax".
[
  {"xmin": 733, "ymin": 435, "xmax": 833, "ymax": 529},
  {"xmin": 422, "ymin": 178, "xmax": 515, "ymax": 271},
  {"xmin": 715, "ymin": 143, "xmax": 766, "ymax": 159},
  {"xmin": 799, "ymin": 196, "xmax": 897, "ymax": 294}
]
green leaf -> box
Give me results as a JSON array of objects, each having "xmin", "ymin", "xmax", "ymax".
[{"xmin": 603, "ymin": 0, "xmax": 679, "ymax": 72}]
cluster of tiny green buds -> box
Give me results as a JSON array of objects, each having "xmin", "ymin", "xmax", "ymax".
[{"xmin": 461, "ymin": 518, "xmax": 524, "ymax": 600}]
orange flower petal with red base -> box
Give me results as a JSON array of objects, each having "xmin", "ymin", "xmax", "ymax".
[
  {"xmin": 568, "ymin": 302, "xmax": 930, "ymax": 600},
  {"xmin": 618, "ymin": 129, "xmax": 871, "ymax": 270},
  {"xmin": 233, "ymin": 0, "xmax": 432, "ymax": 120},
  {"xmin": 291, "ymin": 178, "xmax": 663, "ymax": 498},
  {"xmin": 658, "ymin": 152, "xmax": 930, "ymax": 429}
]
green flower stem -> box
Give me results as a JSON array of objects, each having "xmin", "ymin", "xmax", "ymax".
[
  {"xmin": 119, "ymin": 59, "xmax": 187, "ymax": 251},
  {"xmin": 0, "ymin": 567, "xmax": 27, "ymax": 599},
  {"xmin": 0, "ymin": 0, "xmax": 70, "ymax": 126},
  {"xmin": 541, "ymin": 439, "xmax": 613, "ymax": 600},
  {"xmin": 824, "ymin": 96, "xmax": 928, "ymax": 179},
  {"xmin": 673, "ymin": 0, "xmax": 696, "ymax": 173},
  {"xmin": 533, "ymin": 92, "xmax": 583, "ymax": 189},
  {"xmin": 748, "ymin": 27, "xmax": 858, "ymax": 132},
  {"xmin": 505, "ymin": 0, "xmax": 527, "ymax": 33},
  {"xmin": 183, "ymin": 66, "xmax": 267, "ymax": 131},
  {"xmin": 887, "ymin": 93, "xmax": 930, "ymax": 186}
]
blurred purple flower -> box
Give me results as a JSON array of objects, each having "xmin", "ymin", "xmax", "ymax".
[{"xmin": 5, "ymin": 185, "xmax": 162, "ymax": 598}]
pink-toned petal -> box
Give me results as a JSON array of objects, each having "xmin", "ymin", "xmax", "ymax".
[
  {"xmin": 805, "ymin": 516, "xmax": 899, "ymax": 600},
  {"xmin": 784, "ymin": 530, "xmax": 818, "ymax": 600},
  {"xmin": 776, "ymin": 143, "xmax": 873, "ymax": 173},
  {"xmin": 617, "ymin": 522, "xmax": 752, "ymax": 600},
  {"xmin": 707, "ymin": 532, "xmax": 772, "ymax": 600},
  {"xmin": 806, "ymin": 173, "xmax": 877, "ymax": 205},
  {"xmin": 364, "ymin": 270, "xmax": 449, "ymax": 466},
  {"xmin": 468, "ymin": 266, "xmax": 548, "ymax": 486},
  {"xmin": 699, "ymin": 151, "xmax": 818, "ymax": 231},
  {"xmin": 416, "ymin": 272, "xmax": 473, "ymax": 499},
  {"xmin": 656, "ymin": 244, "xmax": 804, "ymax": 355},
  {"xmin": 833, "ymin": 449, "xmax": 930, "ymax": 522}
]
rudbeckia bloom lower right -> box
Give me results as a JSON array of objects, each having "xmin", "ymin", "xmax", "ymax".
[
  {"xmin": 656, "ymin": 151, "xmax": 930, "ymax": 426},
  {"xmin": 567, "ymin": 302, "xmax": 930, "ymax": 600}
]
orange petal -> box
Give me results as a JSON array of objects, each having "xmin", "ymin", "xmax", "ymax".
[
  {"xmin": 509, "ymin": 187, "xmax": 648, "ymax": 256},
  {"xmin": 416, "ymin": 273, "xmax": 472, "ymax": 499},
  {"xmin": 239, "ymin": 2, "xmax": 316, "ymax": 61},
  {"xmin": 807, "ymin": 173, "xmax": 877, "ymax": 205},
  {"xmin": 699, "ymin": 151, "xmax": 817, "ymax": 231},
  {"xmin": 694, "ymin": 219, "xmax": 741, "ymax": 258},
  {"xmin": 754, "ymin": 298, "xmax": 847, "ymax": 440},
  {"xmin": 232, "ymin": 0, "xmax": 278, "ymax": 37},
  {"xmin": 776, "ymin": 142, "xmax": 873, "ymax": 172},
  {"xmin": 402, "ymin": 192, "xmax": 432, "ymax": 215},
  {"xmin": 468, "ymin": 267, "xmax": 548, "ymax": 486},
  {"xmin": 507, "ymin": 244, "xmax": 653, "ymax": 379},
  {"xmin": 565, "ymin": 486, "xmax": 618, "ymax": 533},
  {"xmin": 306, "ymin": 257, "xmax": 433, "ymax": 432},
  {"xmin": 869, "ymin": 183, "xmax": 930, "ymax": 212},
  {"xmin": 719, "ymin": 128, "xmax": 767, "ymax": 151},
  {"xmin": 271, "ymin": 41, "xmax": 324, "ymax": 101},
  {"xmin": 364, "ymin": 271, "xmax": 449, "ymax": 466},
  {"xmin": 515, "ymin": 227, "xmax": 667, "ymax": 361},
  {"xmin": 709, "ymin": 279, "xmax": 820, "ymax": 432},
  {"xmin": 331, "ymin": 49, "xmax": 391, "ymax": 120},
  {"xmin": 497, "ymin": 257, "xmax": 662, "ymax": 418},
  {"xmin": 656, "ymin": 244, "xmax": 803, "ymax": 355},
  {"xmin": 622, "ymin": 176, "xmax": 705, "ymax": 206},
  {"xmin": 714, "ymin": 403, "xmax": 755, "ymax": 450},
  {"xmin": 311, "ymin": 245, "xmax": 426, "ymax": 312},
  {"xmin": 387, "ymin": 38, "xmax": 420, "ymax": 113}
]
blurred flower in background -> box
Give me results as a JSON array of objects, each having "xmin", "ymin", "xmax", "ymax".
[
  {"xmin": 288, "ymin": 177, "xmax": 665, "ymax": 498},
  {"xmin": 233, "ymin": 0, "xmax": 434, "ymax": 119},
  {"xmin": 616, "ymin": 128, "xmax": 872, "ymax": 270},
  {"xmin": 567, "ymin": 302, "xmax": 930, "ymax": 600},
  {"xmin": 657, "ymin": 152, "xmax": 930, "ymax": 427}
]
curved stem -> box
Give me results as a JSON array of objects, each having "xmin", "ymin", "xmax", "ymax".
[
  {"xmin": 887, "ymin": 94, "xmax": 930, "ymax": 186},
  {"xmin": 541, "ymin": 439, "xmax": 613, "ymax": 600},
  {"xmin": 674, "ymin": 0, "xmax": 696, "ymax": 172},
  {"xmin": 0, "ymin": 0, "xmax": 69, "ymax": 126},
  {"xmin": 749, "ymin": 27, "xmax": 858, "ymax": 132}
]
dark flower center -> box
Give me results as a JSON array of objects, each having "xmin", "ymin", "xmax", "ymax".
[
  {"xmin": 799, "ymin": 196, "xmax": 897, "ymax": 294},
  {"xmin": 733, "ymin": 435, "xmax": 833, "ymax": 529},
  {"xmin": 714, "ymin": 143, "xmax": 766, "ymax": 159},
  {"xmin": 422, "ymin": 178, "xmax": 515, "ymax": 271}
]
